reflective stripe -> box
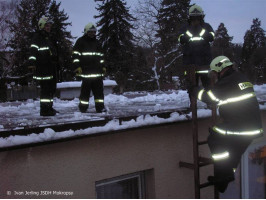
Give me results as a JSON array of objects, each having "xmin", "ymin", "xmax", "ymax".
[
  {"xmin": 199, "ymin": 29, "xmax": 206, "ymax": 36},
  {"xmin": 196, "ymin": 70, "xmax": 209, "ymax": 74},
  {"xmin": 207, "ymin": 91, "xmax": 219, "ymax": 102},
  {"xmin": 178, "ymin": 34, "xmax": 184, "ymax": 42},
  {"xmin": 39, "ymin": 47, "xmax": 49, "ymax": 51},
  {"xmin": 31, "ymin": 44, "xmax": 39, "ymax": 49},
  {"xmin": 33, "ymin": 76, "xmax": 53, "ymax": 80},
  {"xmin": 185, "ymin": 29, "xmax": 205, "ymax": 42},
  {"xmin": 73, "ymin": 51, "xmax": 81, "ymax": 56},
  {"xmin": 207, "ymin": 90, "xmax": 255, "ymax": 105},
  {"xmin": 40, "ymin": 99, "xmax": 53, "ymax": 103},
  {"xmin": 212, "ymin": 151, "xmax": 229, "ymax": 160},
  {"xmin": 238, "ymin": 82, "xmax": 253, "ymax": 90},
  {"xmin": 185, "ymin": 31, "xmax": 193, "ymax": 38},
  {"xmin": 29, "ymin": 56, "xmax": 36, "ymax": 60},
  {"xmin": 82, "ymin": 52, "xmax": 103, "ymax": 56},
  {"xmin": 189, "ymin": 37, "xmax": 204, "ymax": 41},
  {"xmin": 218, "ymin": 92, "xmax": 256, "ymax": 106},
  {"xmin": 210, "ymin": 32, "xmax": 215, "ymax": 37},
  {"xmin": 198, "ymin": 89, "xmax": 205, "ymax": 100},
  {"xmin": 80, "ymin": 74, "xmax": 104, "ymax": 78},
  {"xmin": 80, "ymin": 100, "xmax": 89, "ymax": 105},
  {"xmin": 73, "ymin": 59, "xmax": 80, "ymax": 63},
  {"xmin": 213, "ymin": 126, "xmax": 263, "ymax": 136},
  {"xmin": 30, "ymin": 44, "xmax": 49, "ymax": 51},
  {"xmin": 95, "ymin": 99, "xmax": 104, "ymax": 103},
  {"xmin": 100, "ymin": 60, "xmax": 104, "ymax": 63}
]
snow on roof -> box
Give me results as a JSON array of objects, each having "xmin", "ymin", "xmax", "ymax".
[
  {"xmin": 0, "ymin": 84, "xmax": 265, "ymax": 149},
  {"xmin": 0, "ymin": 109, "xmax": 211, "ymax": 148}
]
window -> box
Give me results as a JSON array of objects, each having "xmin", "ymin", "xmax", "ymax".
[
  {"xmin": 241, "ymin": 140, "xmax": 266, "ymax": 198},
  {"xmin": 220, "ymin": 139, "xmax": 266, "ymax": 198},
  {"xmin": 95, "ymin": 172, "xmax": 145, "ymax": 199}
]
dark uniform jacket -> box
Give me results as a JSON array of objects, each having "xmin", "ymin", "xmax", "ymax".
[
  {"xmin": 178, "ymin": 22, "xmax": 214, "ymax": 67},
  {"xmin": 72, "ymin": 35, "xmax": 104, "ymax": 76},
  {"xmin": 199, "ymin": 69, "xmax": 263, "ymax": 133},
  {"xmin": 29, "ymin": 30, "xmax": 57, "ymax": 79}
]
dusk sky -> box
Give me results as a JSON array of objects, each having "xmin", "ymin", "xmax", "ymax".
[{"xmin": 55, "ymin": 0, "xmax": 266, "ymax": 44}]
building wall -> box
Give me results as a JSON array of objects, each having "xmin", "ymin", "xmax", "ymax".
[{"xmin": 0, "ymin": 112, "xmax": 265, "ymax": 199}]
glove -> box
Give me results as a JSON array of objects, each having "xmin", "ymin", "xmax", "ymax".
[
  {"xmin": 203, "ymin": 32, "xmax": 214, "ymax": 42},
  {"xmin": 74, "ymin": 67, "xmax": 82, "ymax": 76},
  {"xmin": 179, "ymin": 34, "xmax": 190, "ymax": 44},
  {"xmin": 102, "ymin": 67, "xmax": 107, "ymax": 75}
]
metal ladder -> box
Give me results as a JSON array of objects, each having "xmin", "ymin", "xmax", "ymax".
[{"xmin": 179, "ymin": 66, "xmax": 217, "ymax": 198}]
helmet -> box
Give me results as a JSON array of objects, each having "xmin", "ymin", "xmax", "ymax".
[
  {"xmin": 84, "ymin": 23, "xmax": 97, "ymax": 33},
  {"xmin": 210, "ymin": 56, "xmax": 233, "ymax": 73},
  {"xmin": 38, "ymin": 16, "xmax": 52, "ymax": 30},
  {"xmin": 189, "ymin": 4, "xmax": 204, "ymax": 16}
]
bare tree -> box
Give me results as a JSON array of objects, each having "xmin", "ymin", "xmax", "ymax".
[
  {"xmin": 0, "ymin": 0, "xmax": 17, "ymax": 50},
  {"xmin": 133, "ymin": 0, "xmax": 162, "ymax": 89},
  {"xmin": 0, "ymin": 0, "xmax": 18, "ymax": 78}
]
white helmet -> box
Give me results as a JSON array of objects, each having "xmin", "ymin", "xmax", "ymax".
[
  {"xmin": 189, "ymin": 4, "xmax": 204, "ymax": 17},
  {"xmin": 210, "ymin": 56, "xmax": 233, "ymax": 73},
  {"xmin": 38, "ymin": 16, "xmax": 52, "ymax": 30},
  {"xmin": 84, "ymin": 23, "xmax": 97, "ymax": 34}
]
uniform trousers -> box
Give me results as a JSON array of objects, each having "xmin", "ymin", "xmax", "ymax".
[{"xmin": 79, "ymin": 78, "xmax": 104, "ymax": 112}]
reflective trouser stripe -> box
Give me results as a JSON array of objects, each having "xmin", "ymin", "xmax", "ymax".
[
  {"xmin": 80, "ymin": 74, "xmax": 104, "ymax": 78},
  {"xmin": 29, "ymin": 56, "xmax": 36, "ymax": 60},
  {"xmin": 40, "ymin": 99, "xmax": 53, "ymax": 103},
  {"xmin": 213, "ymin": 126, "xmax": 263, "ymax": 136},
  {"xmin": 95, "ymin": 99, "xmax": 104, "ymax": 103},
  {"xmin": 33, "ymin": 76, "xmax": 53, "ymax": 80},
  {"xmin": 212, "ymin": 151, "xmax": 230, "ymax": 161},
  {"xmin": 80, "ymin": 100, "xmax": 89, "ymax": 105}
]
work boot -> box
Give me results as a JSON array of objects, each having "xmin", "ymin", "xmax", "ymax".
[
  {"xmin": 96, "ymin": 107, "xmax": 107, "ymax": 113},
  {"xmin": 79, "ymin": 103, "xmax": 88, "ymax": 113},
  {"xmin": 40, "ymin": 108, "xmax": 56, "ymax": 116}
]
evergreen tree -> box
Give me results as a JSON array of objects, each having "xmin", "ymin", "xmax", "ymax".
[
  {"xmin": 241, "ymin": 18, "xmax": 265, "ymax": 83},
  {"xmin": 212, "ymin": 23, "xmax": 233, "ymax": 57},
  {"xmin": 155, "ymin": 0, "xmax": 190, "ymax": 87},
  {"xmin": 95, "ymin": 0, "xmax": 135, "ymax": 93},
  {"xmin": 242, "ymin": 18, "xmax": 265, "ymax": 61},
  {"xmin": 48, "ymin": 0, "xmax": 74, "ymax": 82},
  {"xmin": 7, "ymin": 0, "xmax": 50, "ymax": 76},
  {"xmin": 7, "ymin": 0, "xmax": 73, "ymax": 81}
]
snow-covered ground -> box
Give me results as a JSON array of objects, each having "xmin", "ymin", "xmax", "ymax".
[{"xmin": 0, "ymin": 85, "xmax": 266, "ymax": 148}]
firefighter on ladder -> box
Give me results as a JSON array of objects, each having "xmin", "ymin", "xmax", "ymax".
[
  {"xmin": 72, "ymin": 23, "xmax": 106, "ymax": 113},
  {"xmin": 28, "ymin": 16, "xmax": 58, "ymax": 116},
  {"xmin": 178, "ymin": 4, "xmax": 215, "ymax": 89},
  {"xmin": 192, "ymin": 56, "xmax": 264, "ymax": 193}
]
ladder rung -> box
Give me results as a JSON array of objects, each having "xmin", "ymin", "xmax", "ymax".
[
  {"xmin": 200, "ymin": 181, "xmax": 214, "ymax": 189},
  {"xmin": 179, "ymin": 161, "xmax": 194, "ymax": 169}
]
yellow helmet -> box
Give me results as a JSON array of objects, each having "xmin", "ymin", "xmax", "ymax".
[
  {"xmin": 84, "ymin": 23, "xmax": 97, "ymax": 34},
  {"xmin": 38, "ymin": 16, "xmax": 52, "ymax": 30},
  {"xmin": 210, "ymin": 56, "xmax": 233, "ymax": 73},
  {"xmin": 189, "ymin": 4, "xmax": 204, "ymax": 16}
]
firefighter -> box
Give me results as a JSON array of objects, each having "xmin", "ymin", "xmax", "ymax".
[
  {"xmin": 72, "ymin": 23, "xmax": 106, "ymax": 113},
  {"xmin": 178, "ymin": 4, "xmax": 215, "ymax": 89},
  {"xmin": 193, "ymin": 56, "xmax": 264, "ymax": 192},
  {"xmin": 28, "ymin": 16, "xmax": 58, "ymax": 116}
]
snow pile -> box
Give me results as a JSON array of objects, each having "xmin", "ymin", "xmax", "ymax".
[{"xmin": 0, "ymin": 109, "xmax": 211, "ymax": 148}]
